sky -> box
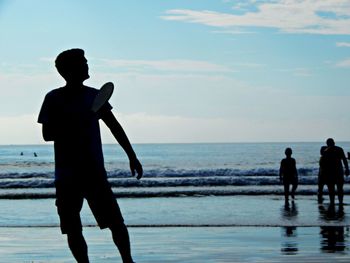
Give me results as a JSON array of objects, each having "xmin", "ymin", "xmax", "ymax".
[{"xmin": 0, "ymin": 0, "xmax": 350, "ymax": 144}]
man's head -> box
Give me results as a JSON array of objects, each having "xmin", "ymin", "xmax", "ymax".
[
  {"xmin": 55, "ymin": 48, "xmax": 89, "ymax": 83},
  {"xmin": 326, "ymin": 138, "xmax": 335, "ymax": 147},
  {"xmin": 285, "ymin": 147, "xmax": 292, "ymax": 157}
]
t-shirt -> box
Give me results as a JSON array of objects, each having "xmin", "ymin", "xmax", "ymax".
[
  {"xmin": 280, "ymin": 157, "xmax": 298, "ymax": 179},
  {"xmin": 38, "ymin": 86, "xmax": 112, "ymax": 181},
  {"xmin": 322, "ymin": 146, "xmax": 346, "ymax": 178}
]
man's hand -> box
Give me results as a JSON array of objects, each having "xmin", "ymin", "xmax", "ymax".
[{"xmin": 130, "ymin": 158, "xmax": 143, "ymax": 180}]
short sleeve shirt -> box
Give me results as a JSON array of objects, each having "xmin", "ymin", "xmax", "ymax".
[
  {"xmin": 280, "ymin": 158, "xmax": 297, "ymax": 179},
  {"xmin": 323, "ymin": 146, "xmax": 346, "ymax": 177},
  {"xmin": 38, "ymin": 86, "xmax": 112, "ymax": 181}
]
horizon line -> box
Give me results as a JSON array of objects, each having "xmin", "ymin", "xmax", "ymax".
[{"xmin": 1, "ymin": 140, "xmax": 350, "ymax": 146}]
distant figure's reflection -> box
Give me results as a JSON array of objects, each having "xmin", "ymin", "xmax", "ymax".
[
  {"xmin": 280, "ymin": 201, "xmax": 298, "ymax": 255},
  {"xmin": 320, "ymin": 226, "xmax": 348, "ymax": 253},
  {"xmin": 318, "ymin": 204, "xmax": 348, "ymax": 253},
  {"xmin": 281, "ymin": 226, "xmax": 298, "ymax": 255},
  {"xmin": 281, "ymin": 201, "xmax": 298, "ymax": 219},
  {"xmin": 318, "ymin": 204, "xmax": 344, "ymax": 222}
]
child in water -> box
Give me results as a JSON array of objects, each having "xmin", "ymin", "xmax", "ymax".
[{"xmin": 279, "ymin": 148, "xmax": 298, "ymax": 203}]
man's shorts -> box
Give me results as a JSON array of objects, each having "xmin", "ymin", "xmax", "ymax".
[
  {"xmin": 283, "ymin": 176, "xmax": 298, "ymax": 187},
  {"xmin": 55, "ymin": 175, "xmax": 124, "ymax": 234}
]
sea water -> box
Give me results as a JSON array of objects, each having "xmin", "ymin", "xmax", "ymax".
[
  {"xmin": 1, "ymin": 143, "xmax": 350, "ymax": 259},
  {"xmin": 0, "ymin": 142, "xmax": 350, "ymax": 198}
]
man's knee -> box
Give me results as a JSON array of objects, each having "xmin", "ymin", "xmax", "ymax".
[
  {"xmin": 67, "ymin": 230, "xmax": 84, "ymax": 241},
  {"xmin": 109, "ymin": 222, "xmax": 127, "ymax": 234}
]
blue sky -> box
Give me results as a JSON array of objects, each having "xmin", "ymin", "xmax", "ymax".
[{"xmin": 0, "ymin": 0, "xmax": 350, "ymax": 144}]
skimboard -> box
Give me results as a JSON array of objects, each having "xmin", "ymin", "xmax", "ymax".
[{"xmin": 91, "ymin": 82, "xmax": 114, "ymax": 112}]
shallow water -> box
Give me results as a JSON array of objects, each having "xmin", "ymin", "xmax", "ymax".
[{"xmin": 0, "ymin": 196, "xmax": 349, "ymax": 227}]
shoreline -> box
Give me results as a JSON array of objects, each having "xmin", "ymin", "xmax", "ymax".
[
  {"xmin": 0, "ymin": 226, "xmax": 349, "ymax": 262},
  {"xmin": 0, "ymin": 195, "xmax": 349, "ymax": 227},
  {"xmin": 1, "ymin": 185, "xmax": 350, "ymax": 199}
]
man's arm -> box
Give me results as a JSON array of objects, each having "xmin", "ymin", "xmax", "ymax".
[
  {"xmin": 293, "ymin": 159, "xmax": 298, "ymax": 177},
  {"xmin": 101, "ymin": 110, "xmax": 143, "ymax": 180},
  {"xmin": 38, "ymin": 93, "xmax": 55, "ymax": 142},
  {"xmin": 279, "ymin": 160, "xmax": 283, "ymax": 182},
  {"xmin": 42, "ymin": 124, "xmax": 55, "ymax": 142},
  {"xmin": 341, "ymin": 149, "xmax": 349, "ymax": 176}
]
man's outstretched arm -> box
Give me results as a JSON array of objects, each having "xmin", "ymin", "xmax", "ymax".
[{"xmin": 101, "ymin": 111, "xmax": 143, "ymax": 180}]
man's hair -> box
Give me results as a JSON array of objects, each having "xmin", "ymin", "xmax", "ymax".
[
  {"xmin": 55, "ymin": 48, "xmax": 85, "ymax": 80},
  {"xmin": 326, "ymin": 138, "xmax": 335, "ymax": 147},
  {"xmin": 285, "ymin": 147, "xmax": 292, "ymax": 156}
]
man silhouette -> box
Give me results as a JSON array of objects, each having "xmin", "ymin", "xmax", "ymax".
[
  {"xmin": 322, "ymin": 138, "xmax": 349, "ymax": 205},
  {"xmin": 318, "ymin": 145, "xmax": 327, "ymax": 203},
  {"xmin": 38, "ymin": 48, "xmax": 142, "ymax": 263}
]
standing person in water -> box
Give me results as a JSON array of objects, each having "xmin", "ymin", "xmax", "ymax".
[
  {"xmin": 38, "ymin": 48, "xmax": 143, "ymax": 263},
  {"xmin": 318, "ymin": 145, "xmax": 328, "ymax": 204},
  {"xmin": 279, "ymin": 148, "xmax": 298, "ymax": 203},
  {"xmin": 322, "ymin": 138, "xmax": 349, "ymax": 206}
]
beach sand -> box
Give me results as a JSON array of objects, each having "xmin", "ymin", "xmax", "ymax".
[{"xmin": 0, "ymin": 195, "xmax": 350, "ymax": 262}]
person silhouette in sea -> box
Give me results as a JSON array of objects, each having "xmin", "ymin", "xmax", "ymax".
[
  {"xmin": 321, "ymin": 138, "xmax": 349, "ymax": 206},
  {"xmin": 38, "ymin": 48, "xmax": 143, "ymax": 263},
  {"xmin": 318, "ymin": 145, "xmax": 328, "ymax": 203},
  {"xmin": 279, "ymin": 148, "xmax": 298, "ymax": 203}
]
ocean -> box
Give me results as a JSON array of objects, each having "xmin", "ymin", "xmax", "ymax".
[
  {"xmin": 1, "ymin": 142, "xmax": 350, "ymax": 199},
  {"xmin": 1, "ymin": 142, "xmax": 350, "ymax": 255}
]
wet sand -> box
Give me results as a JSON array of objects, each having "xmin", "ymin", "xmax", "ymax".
[
  {"xmin": 0, "ymin": 226, "xmax": 349, "ymax": 262},
  {"xmin": 0, "ymin": 195, "xmax": 349, "ymax": 262}
]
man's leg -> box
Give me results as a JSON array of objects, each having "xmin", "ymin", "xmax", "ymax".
[
  {"xmin": 327, "ymin": 183, "xmax": 335, "ymax": 205},
  {"xmin": 291, "ymin": 183, "xmax": 297, "ymax": 200},
  {"xmin": 55, "ymin": 180, "xmax": 86, "ymax": 262},
  {"xmin": 86, "ymin": 177, "xmax": 134, "ymax": 263},
  {"xmin": 337, "ymin": 182, "xmax": 344, "ymax": 205},
  {"xmin": 318, "ymin": 176, "xmax": 324, "ymax": 203},
  {"xmin": 67, "ymin": 230, "xmax": 89, "ymax": 263},
  {"xmin": 110, "ymin": 223, "xmax": 134, "ymax": 263},
  {"xmin": 283, "ymin": 183, "xmax": 289, "ymax": 202}
]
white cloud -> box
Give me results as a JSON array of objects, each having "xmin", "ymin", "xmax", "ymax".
[
  {"xmin": 336, "ymin": 58, "xmax": 350, "ymax": 67},
  {"xmin": 211, "ymin": 29, "xmax": 257, "ymax": 34},
  {"xmin": 100, "ymin": 109, "xmax": 350, "ymax": 143},
  {"xmin": 161, "ymin": 0, "xmax": 350, "ymax": 35},
  {"xmin": 336, "ymin": 42, "xmax": 350, "ymax": 47},
  {"xmin": 276, "ymin": 67, "xmax": 313, "ymax": 77},
  {"xmin": 2, "ymin": 94, "xmax": 350, "ymax": 144},
  {"xmin": 98, "ymin": 59, "xmax": 234, "ymax": 73}
]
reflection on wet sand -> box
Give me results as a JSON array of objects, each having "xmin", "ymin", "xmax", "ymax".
[
  {"xmin": 281, "ymin": 201, "xmax": 298, "ymax": 255},
  {"xmin": 280, "ymin": 202, "xmax": 350, "ymax": 255},
  {"xmin": 281, "ymin": 226, "xmax": 298, "ymax": 255},
  {"xmin": 318, "ymin": 204, "xmax": 349, "ymax": 253},
  {"xmin": 318, "ymin": 203, "xmax": 345, "ymax": 222},
  {"xmin": 281, "ymin": 201, "xmax": 298, "ymax": 219},
  {"xmin": 320, "ymin": 226, "xmax": 347, "ymax": 253}
]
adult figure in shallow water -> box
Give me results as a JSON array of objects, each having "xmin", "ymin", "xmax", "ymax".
[
  {"xmin": 317, "ymin": 145, "xmax": 328, "ymax": 203},
  {"xmin": 321, "ymin": 138, "xmax": 349, "ymax": 206},
  {"xmin": 38, "ymin": 48, "xmax": 142, "ymax": 263}
]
